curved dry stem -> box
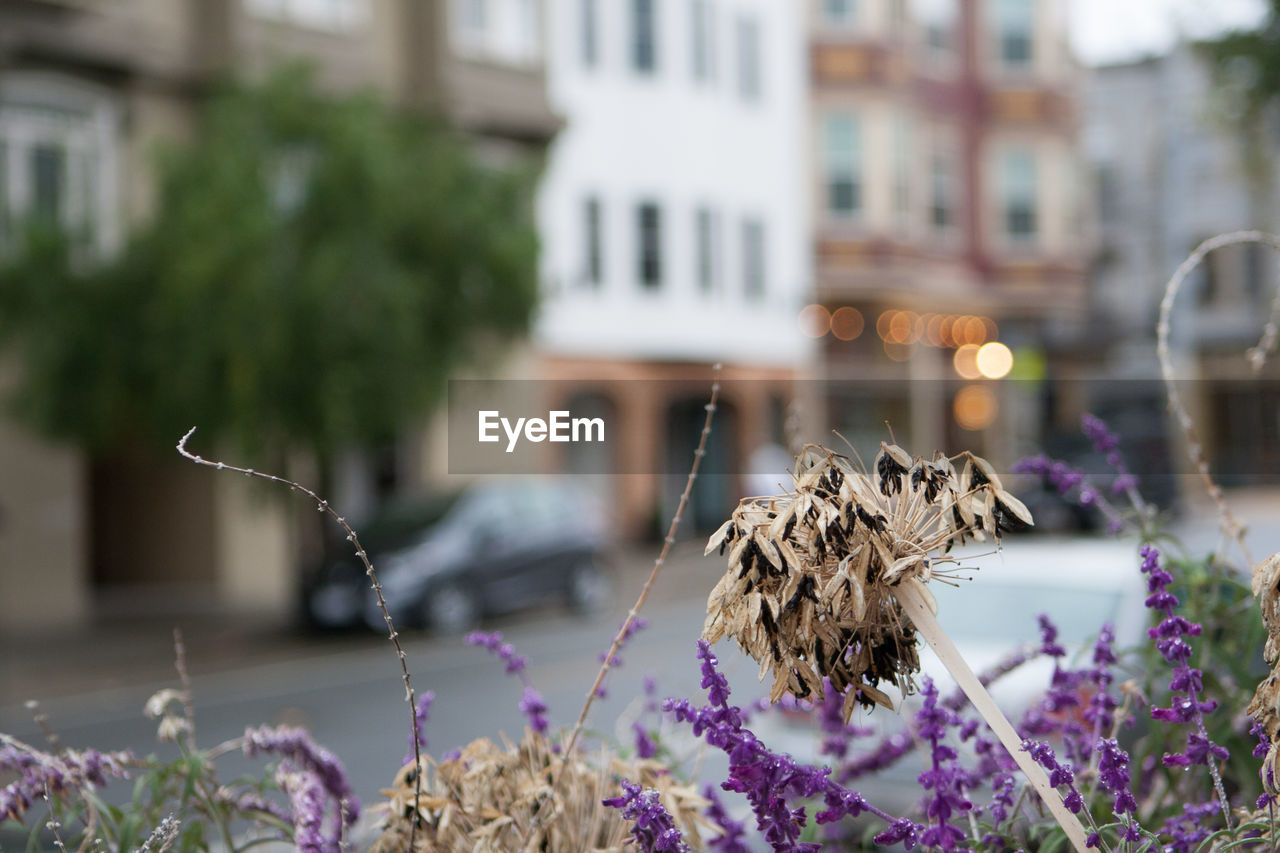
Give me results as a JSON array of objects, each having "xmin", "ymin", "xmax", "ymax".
[
  {"xmin": 554, "ymin": 369, "xmax": 722, "ymax": 785},
  {"xmin": 175, "ymin": 429, "xmax": 424, "ymax": 850},
  {"xmin": 1157, "ymin": 230, "xmax": 1280, "ymax": 569}
]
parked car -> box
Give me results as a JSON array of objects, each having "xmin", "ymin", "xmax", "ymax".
[{"xmin": 302, "ymin": 478, "xmax": 614, "ymax": 633}]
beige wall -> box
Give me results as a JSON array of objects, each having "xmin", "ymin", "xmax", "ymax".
[{"xmin": 0, "ymin": 409, "xmax": 87, "ymax": 634}]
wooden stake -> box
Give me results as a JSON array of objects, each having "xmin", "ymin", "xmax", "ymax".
[{"xmin": 896, "ymin": 579, "xmax": 1090, "ymax": 853}]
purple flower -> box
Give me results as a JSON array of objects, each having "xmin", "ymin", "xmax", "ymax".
[
  {"xmin": 0, "ymin": 745, "xmax": 132, "ymax": 824},
  {"xmin": 668, "ymin": 641, "xmax": 920, "ymax": 851},
  {"xmin": 1140, "ymin": 545, "xmax": 1228, "ymax": 769},
  {"xmin": 467, "ymin": 630, "xmax": 555, "ymax": 732},
  {"xmin": 1096, "ymin": 738, "xmax": 1138, "ymax": 816},
  {"xmin": 633, "ymin": 721, "xmax": 657, "ymax": 759},
  {"xmin": 1082, "ymin": 414, "xmax": 1120, "ymax": 453},
  {"xmin": 703, "ymin": 786, "xmax": 751, "ymax": 853},
  {"xmin": 603, "ymin": 779, "xmax": 690, "ymax": 852},
  {"xmin": 403, "ymin": 690, "xmax": 434, "ymax": 764},
  {"xmin": 914, "ymin": 679, "xmax": 971, "ymax": 852},
  {"xmin": 466, "ymin": 631, "xmax": 527, "ymax": 676},
  {"xmin": 595, "ymin": 617, "xmax": 650, "ymax": 698},
  {"xmin": 1160, "ymin": 801, "xmax": 1219, "ymax": 853},
  {"xmin": 276, "ymin": 768, "xmax": 327, "ymax": 853},
  {"xmin": 243, "ymin": 725, "xmax": 359, "ymax": 832},
  {"xmin": 518, "ymin": 686, "xmax": 549, "ymax": 734},
  {"xmin": 1020, "ymin": 739, "xmax": 1084, "ymax": 814}
]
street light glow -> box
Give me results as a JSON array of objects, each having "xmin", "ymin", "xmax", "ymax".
[{"xmin": 976, "ymin": 342, "xmax": 1014, "ymax": 379}]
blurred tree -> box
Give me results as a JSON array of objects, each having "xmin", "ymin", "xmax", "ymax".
[
  {"xmin": 1202, "ymin": 1, "xmax": 1280, "ymax": 123},
  {"xmin": 0, "ymin": 66, "xmax": 540, "ymax": 483},
  {"xmin": 1201, "ymin": 2, "xmax": 1280, "ymax": 188}
]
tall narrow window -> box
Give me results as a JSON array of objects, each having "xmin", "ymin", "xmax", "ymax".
[
  {"xmin": 695, "ymin": 206, "xmax": 718, "ymax": 293},
  {"xmin": 736, "ymin": 15, "xmax": 761, "ymax": 100},
  {"xmin": 637, "ymin": 201, "xmax": 662, "ymax": 288},
  {"xmin": 917, "ymin": 0, "xmax": 956, "ymax": 63},
  {"xmin": 691, "ymin": 0, "xmax": 714, "ymax": 82},
  {"xmin": 824, "ymin": 114, "xmax": 860, "ymax": 218},
  {"xmin": 995, "ymin": 0, "xmax": 1034, "ymax": 70},
  {"xmin": 632, "ymin": 0, "xmax": 657, "ymax": 73},
  {"xmin": 1000, "ymin": 148, "xmax": 1037, "ymax": 242},
  {"xmin": 892, "ymin": 114, "xmax": 912, "ymax": 227},
  {"xmin": 582, "ymin": 0, "xmax": 599, "ymax": 67},
  {"xmin": 31, "ymin": 143, "xmax": 65, "ymax": 223},
  {"xmin": 583, "ymin": 196, "xmax": 603, "ymax": 288},
  {"xmin": 929, "ymin": 149, "xmax": 954, "ymax": 231},
  {"xmin": 742, "ymin": 218, "xmax": 765, "ymax": 300}
]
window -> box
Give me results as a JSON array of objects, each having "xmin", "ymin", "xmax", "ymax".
[
  {"xmin": 637, "ymin": 201, "xmax": 662, "ymax": 288},
  {"xmin": 892, "ymin": 114, "xmax": 912, "ymax": 226},
  {"xmin": 824, "ymin": 114, "xmax": 861, "ymax": 217},
  {"xmin": 823, "ymin": 0, "xmax": 856, "ymax": 25},
  {"xmin": 31, "ymin": 144, "xmax": 65, "ymax": 223},
  {"xmin": 451, "ymin": 0, "xmax": 541, "ymax": 66},
  {"xmin": 929, "ymin": 150, "xmax": 955, "ymax": 231},
  {"xmin": 736, "ymin": 15, "xmax": 761, "ymax": 100},
  {"xmin": 999, "ymin": 148, "xmax": 1038, "ymax": 242},
  {"xmin": 583, "ymin": 196, "xmax": 603, "ymax": 288},
  {"xmin": 632, "ymin": 0, "xmax": 657, "ymax": 72},
  {"xmin": 691, "ymin": 0, "xmax": 715, "ymax": 82},
  {"xmin": 0, "ymin": 79, "xmax": 119, "ymax": 255},
  {"xmin": 245, "ymin": 0, "xmax": 367, "ymax": 30},
  {"xmin": 995, "ymin": 0, "xmax": 1034, "ymax": 70},
  {"xmin": 916, "ymin": 0, "xmax": 956, "ymax": 62},
  {"xmin": 742, "ymin": 218, "xmax": 765, "ymax": 300},
  {"xmin": 695, "ymin": 206, "xmax": 719, "ymax": 293},
  {"xmin": 582, "ymin": 0, "xmax": 599, "ymax": 66}
]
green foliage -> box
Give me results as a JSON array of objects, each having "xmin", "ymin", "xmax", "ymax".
[
  {"xmin": 0, "ymin": 65, "xmax": 541, "ymax": 462},
  {"xmin": 1201, "ymin": 1, "xmax": 1280, "ymax": 125}
]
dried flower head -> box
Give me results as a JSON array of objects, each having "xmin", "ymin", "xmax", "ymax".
[
  {"xmin": 703, "ymin": 442, "xmax": 1031, "ymax": 718},
  {"xmin": 371, "ymin": 729, "xmax": 710, "ymax": 853},
  {"xmin": 1248, "ymin": 551, "xmax": 1280, "ymax": 792}
]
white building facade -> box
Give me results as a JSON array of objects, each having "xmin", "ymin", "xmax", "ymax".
[{"xmin": 534, "ymin": 0, "xmax": 813, "ymax": 535}]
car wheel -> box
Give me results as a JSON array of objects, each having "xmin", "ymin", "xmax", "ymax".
[
  {"xmin": 569, "ymin": 561, "xmax": 613, "ymax": 615},
  {"xmin": 424, "ymin": 584, "xmax": 479, "ymax": 634}
]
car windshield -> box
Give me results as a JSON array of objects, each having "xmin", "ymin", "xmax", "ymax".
[
  {"xmin": 356, "ymin": 492, "xmax": 463, "ymax": 553},
  {"xmin": 931, "ymin": 581, "xmax": 1125, "ymax": 648}
]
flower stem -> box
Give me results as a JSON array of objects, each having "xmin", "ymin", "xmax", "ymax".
[{"xmin": 896, "ymin": 579, "xmax": 1090, "ymax": 853}]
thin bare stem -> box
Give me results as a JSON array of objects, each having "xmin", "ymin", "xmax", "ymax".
[
  {"xmin": 172, "ymin": 629, "xmax": 198, "ymax": 753},
  {"xmin": 176, "ymin": 429, "xmax": 424, "ymax": 851},
  {"xmin": 1157, "ymin": 230, "xmax": 1280, "ymax": 568},
  {"xmin": 24, "ymin": 701, "xmax": 62, "ymax": 755},
  {"xmin": 555, "ymin": 368, "xmax": 721, "ymax": 782}
]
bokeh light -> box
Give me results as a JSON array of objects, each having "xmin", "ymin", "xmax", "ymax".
[
  {"xmin": 976, "ymin": 342, "xmax": 1014, "ymax": 379},
  {"xmin": 953, "ymin": 343, "xmax": 982, "ymax": 379},
  {"xmin": 798, "ymin": 304, "xmax": 831, "ymax": 338},
  {"xmin": 954, "ymin": 384, "xmax": 998, "ymax": 431},
  {"xmin": 830, "ymin": 306, "xmax": 864, "ymax": 340}
]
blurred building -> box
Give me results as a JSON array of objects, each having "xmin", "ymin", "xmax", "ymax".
[
  {"xmin": 808, "ymin": 0, "xmax": 1088, "ymax": 462},
  {"xmin": 0, "ymin": 0, "xmax": 556, "ymax": 631},
  {"xmin": 533, "ymin": 0, "xmax": 812, "ymax": 537},
  {"xmin": 1085, "ymin": 43, "xmax": 1280, "ymax": 487}
]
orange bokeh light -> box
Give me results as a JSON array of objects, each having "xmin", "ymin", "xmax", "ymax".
[{"xmin": 831, "ymin": 306, "xmax": 864, "ymax": 341}]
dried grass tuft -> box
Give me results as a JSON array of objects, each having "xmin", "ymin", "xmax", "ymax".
[
  {"xmin": 1249, "ymin": 552, "xmax": 1280, "ymax": 793},
  {"xmin": 703, "ymin": 442, "xmax": 1032, "ymax": 718},
  {"xmin": 371, "ymin": 729, "xmax": 710, "ymax": 852}
]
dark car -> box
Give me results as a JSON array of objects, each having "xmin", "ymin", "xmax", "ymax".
[{"xmin": 302, "ymin": 479, "xmax": 614, "ymax": 633}]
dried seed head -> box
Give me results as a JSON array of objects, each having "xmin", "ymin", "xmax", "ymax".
[
  {"xmin": 371, "ymin": 730, "xmax": 710, "ymax": 852},
  {"xmin": 1249, "ymin": 552, "xmax": 1280, "ymax": 795},
  {"xmin": 704, "ymin": 442, "xmax": 1032, "ymax": 720}
]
